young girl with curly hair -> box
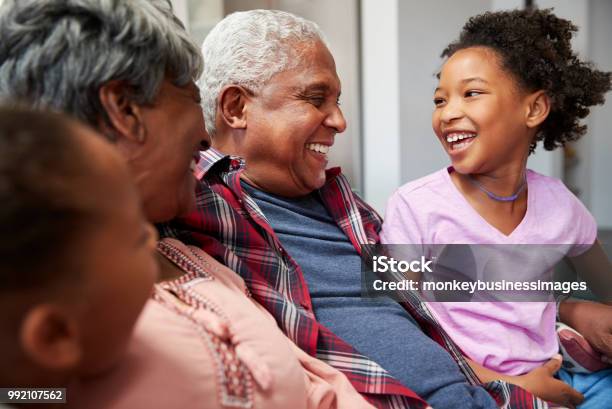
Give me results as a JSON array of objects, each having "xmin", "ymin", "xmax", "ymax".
[{"xmin": 381, "ymin": 8, "xmax": 611, "ymax": 408}]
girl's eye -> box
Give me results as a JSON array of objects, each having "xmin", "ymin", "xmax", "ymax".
[
  {"xmin": 465, "ymin": 90, "xmax": 482, "ymax": 98},
  {"xmin": 433, "ymin": 97, "xmax": 445, "ymax": 106}
]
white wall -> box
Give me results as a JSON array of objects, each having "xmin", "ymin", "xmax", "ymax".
[
  {"xmin": 361, "ymin": 0, "xmax": 401, "ymax": 212},
  {"xmin": 171, "ymin": 0, "xmax": 189, "ymax": 28},
  {"xmin": 527, "ymin": 0, "xmax": 612, "ymax": 228},
  {"xmin": 530, "ymin": 0, "xmax": 587, "ymax": 196},
  {"xmin": 397, "ymin": 0, "xmax": 491, "ymax": 195},
  {"xmin": 587, "ymin": 0, "xmax": 612, "ymax": 228}
]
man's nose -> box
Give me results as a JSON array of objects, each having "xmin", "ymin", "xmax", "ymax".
[{"xmin": 324, "ymin": 104, "xmax": 347, "ymax": 133}]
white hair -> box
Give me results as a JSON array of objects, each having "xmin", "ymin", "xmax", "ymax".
[{"xmin": 200, "ymin": 9, "xmax": 327, "ymax": 137}]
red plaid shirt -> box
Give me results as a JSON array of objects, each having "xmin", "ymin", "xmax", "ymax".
[{"xmin": 160, "ymin": 148, "xmax": 549, "ymax": 409}]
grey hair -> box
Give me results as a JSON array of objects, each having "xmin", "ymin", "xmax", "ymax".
[
  {"xmin": 0, "ymin": 0, "xmax": 203, "ymax": 140},
  {"xmin": 200, "ymin": 9, "xmax": 326, "ymax": 137}
]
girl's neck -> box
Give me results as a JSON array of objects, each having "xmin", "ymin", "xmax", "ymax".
[
  {"xmin": 450, "ymin": 165, "xmax": 529, "ymax": 236},
  {"xmin": 452, "ymin": 167, "xmax": 528, "ymax": 210},
  {"xmin": 463, "ymin": 163, "xmax": 527, "ymax": 198}
]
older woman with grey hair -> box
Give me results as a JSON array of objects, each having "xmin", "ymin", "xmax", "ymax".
[
  {"xmin": 0, "ymin": 2, "xmax": 376, "ymax": 408},
  {"xmin": 0, "ymin": 0, "xmax": 206, "ymax": 222}
]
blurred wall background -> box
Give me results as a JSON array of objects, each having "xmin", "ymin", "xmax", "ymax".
[{"xmin": 172, "ymin": 0, "xmax": 611, "ymax": 232}]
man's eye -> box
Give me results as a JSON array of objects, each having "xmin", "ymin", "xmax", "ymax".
[
  {"xmin": 308, "ymin": 96, "xmax": 325, "ymax": 107},
  {"xmin": 465, "ymin": 90, "xmax": 482, "ymax": 98}
]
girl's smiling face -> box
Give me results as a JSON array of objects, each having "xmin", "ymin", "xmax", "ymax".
[{"xmin": 432, "ymin": 47, "xmax": 535, "ymax": 176}]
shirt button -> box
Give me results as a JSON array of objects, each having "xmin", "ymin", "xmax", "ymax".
[{"xmin": 230, "ymin": 159, "xmax": 240, "ymax": 170}]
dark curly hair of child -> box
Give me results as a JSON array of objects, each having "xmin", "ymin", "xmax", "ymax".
[{"xmin": 441, "ymin": 8, "xmax": 612, "ymax": 153}]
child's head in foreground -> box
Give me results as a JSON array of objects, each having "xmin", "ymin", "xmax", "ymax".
[
  {"xmin": 0, "ymin": 107, "xmax": 158, "ymax": 388},
  {"xmin": 433, "ymin": 8, "xmax": 612, "ymax": 175}
]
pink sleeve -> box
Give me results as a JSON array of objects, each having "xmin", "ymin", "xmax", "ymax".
[{"xmin": 566, "ymin": 193, "xmax": 598, "ymax": 257}]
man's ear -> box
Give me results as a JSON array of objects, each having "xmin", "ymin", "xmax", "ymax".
[
  {"xmin": 525, "ymin": 90, "xmax": 550, "ymax": 129},
  {"xmin": 20, "ymin": 305, "xmax": 82, "ymax": 371},
  {"xmin": 98, "ymin": 81, "xmax": 147, "ymax": 143},
  {"xmin": 218, "ymin": 85, "xmax": 249, "ymax": 130}
]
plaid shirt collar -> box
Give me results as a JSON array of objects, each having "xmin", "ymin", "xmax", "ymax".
[
  {"xmin": 166, "ymin": 147, "xmax": 550, "ymax": 409},
  {"xmin": 194, "ymin": 147, "xmax": 237, "ymax": 179},
  {"xmin": 195, "ymin": 146, "xmax": 342, "ymax": 186}
]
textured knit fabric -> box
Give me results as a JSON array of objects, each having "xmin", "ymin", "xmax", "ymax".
[{"xmin": 71, "ymin": 238, "xmax": 375, "ymax": 409}]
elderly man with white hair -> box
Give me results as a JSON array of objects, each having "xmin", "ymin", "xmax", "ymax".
[{"xmin": 163, "ymin": 9, "xmax": 547, "ymax": 409}]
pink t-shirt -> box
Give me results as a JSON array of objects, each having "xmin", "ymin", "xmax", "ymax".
[{"xmin": 380, "ymin": 167, "xmax": 597, "ymax": 375}]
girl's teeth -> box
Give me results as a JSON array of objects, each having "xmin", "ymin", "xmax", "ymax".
[{"xmin": 446, "ymin": 133, "xmax": 476, "ymax": 143}]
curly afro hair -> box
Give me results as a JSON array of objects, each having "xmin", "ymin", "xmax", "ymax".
[{"xmin": 442, "ymin": 8, "xmax": 612, "ymax": 153}]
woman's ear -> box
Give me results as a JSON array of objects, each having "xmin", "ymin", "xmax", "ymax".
[
  {"xmin": 218, "ymin": 85, "xmax": 250, "ymax": 130},
  {"xmin": 20, "ymin": 305, "xmax": 82, "ymax": 372},
  {"xmin": 98, "ymin": 81, "xmax": 147, "ymax": 143},
  {"xmin": 525, "ymin": 90, "xmax": 551, "ymax": 129}
]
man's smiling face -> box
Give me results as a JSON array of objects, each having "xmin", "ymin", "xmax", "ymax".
[{"xmin": 240, "ymin": 40, "xmax": 347, "ymax": 197}]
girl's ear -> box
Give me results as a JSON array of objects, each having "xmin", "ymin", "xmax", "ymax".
[
  {"xmin": 525, "ymin": 90, "xmax": 551, "ymax": 129},
  {"xmin": 20, "ymin": 305, "xmax": 82, "ymax": 372},
  {"xmin": 218, "ymin": 85, "xmax": 250, "ymax": 130}
]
